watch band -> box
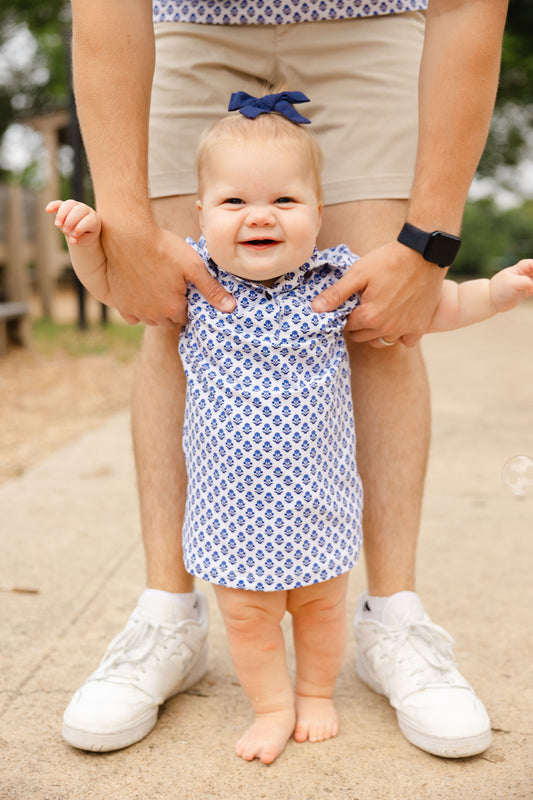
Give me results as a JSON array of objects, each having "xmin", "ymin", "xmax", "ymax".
[{"xmin": 397, "ymin": 222, "xmax": 461, "ymax": 268}]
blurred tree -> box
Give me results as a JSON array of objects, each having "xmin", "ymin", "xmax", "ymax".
[
  {"xmin": 454, "ymin": 199, "xmax": 509, "ymax": 276},
  {"xmin": 478, "ymin": 0, "xmax": 533, "ymax": 180},
  {"xmin": 501, "ymin": 200, "xmax": 533, "ymax": 261},
  {"xmin": 0, "ymin": 2, "xmax": 70, "ymax": 145},
  {"xmin": 454, "ymin": 197, "xmax": 533, "ymax": 277}
]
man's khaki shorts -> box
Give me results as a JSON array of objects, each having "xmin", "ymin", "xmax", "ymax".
[{"xmin": 149, "ymin": 12, "xmax": 425, "ymax": 206}]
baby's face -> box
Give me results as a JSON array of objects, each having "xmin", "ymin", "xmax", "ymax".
[{"xmin": 197, "ymin": 138, "xmax": 322, "ymax": 286}]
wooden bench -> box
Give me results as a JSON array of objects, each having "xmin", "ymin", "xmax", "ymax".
[{"xmin": 0, "ymin": 301, "xmax": 30, "ymax": 355}]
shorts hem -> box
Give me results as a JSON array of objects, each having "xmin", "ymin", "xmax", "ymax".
[
  {"xmin": 323, "ymin": 175, "xmax": 414, "ymax": 205},
  {"xmin": 149, "ymin": 171, "xmax": 196, "ymax": 199},
  {"xmin": 149, "ymin": 172, "xmax": 414, "ymax": 204}
]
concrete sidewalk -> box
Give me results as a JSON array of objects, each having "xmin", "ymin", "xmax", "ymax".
[{"xmin": 1, "ymin": 304, "xmax": 532, "ymax": 800}]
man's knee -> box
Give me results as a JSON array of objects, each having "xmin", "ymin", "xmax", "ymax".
[
  {"xmin": 134, "ymin": 325, "xmax": 184, "ymax": 387},
  {"xmin": 348, "ymin": 337, "xmax": 422, "ymax": 365},
  {"xmin": 140, "ymin": 324, "xmax": 181, "ymax": 360},
  {"xmin": 132, "ymin": 325, "xmax": 186, "ymax": 415},
  {"xmin": 347, "ymin": 339, "xmax": 428, "ymax": 387}
]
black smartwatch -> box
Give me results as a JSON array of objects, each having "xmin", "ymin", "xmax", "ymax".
[{"xmin": 397, "ymin": 222, "xmax": 461, "ymax": 268}]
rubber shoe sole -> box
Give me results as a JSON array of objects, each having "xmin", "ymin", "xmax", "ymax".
[
  {"xmin": 62, "ymin": 706, "xmax": 159, "ymax": 753},
  {"xmin": 397, "ymin": 713, "xmax": 491, "ymax": 759}
]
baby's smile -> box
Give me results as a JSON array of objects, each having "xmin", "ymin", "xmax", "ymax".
[{"xmin": 240, "ymin": 238, "xmax": 281, "ymax": 249}]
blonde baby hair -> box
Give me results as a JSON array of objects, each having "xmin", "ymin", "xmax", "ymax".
[{"xmin": 196, "ymin": 93, "xmax": 324, "ymax": 203}]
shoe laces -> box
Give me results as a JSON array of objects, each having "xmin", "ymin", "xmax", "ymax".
[
  {"xmin": 91, "ymin": 612, "xmax": 184, "ymax": 684},
  {"xmin": 379, "ymin": 618, "xmax": 460, "ymax": 691}
]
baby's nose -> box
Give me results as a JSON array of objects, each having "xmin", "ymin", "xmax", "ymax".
[{"xmin": 247, "ymin": 206, "xmax": 276, "ymax": 226}]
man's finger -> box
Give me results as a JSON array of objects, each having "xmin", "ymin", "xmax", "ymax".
[
  {"xmin": 119, "ymin": 311, "xmax": 141, "ymax": 325},
  {"xmin": 312, "ymin": 264, "xmax": 364, "ymax": 312},
  {"xmin": 190, "ymin": 266, "xmax": 236, "ymax": 312},
  {"xmin": 398, "ymin": 331, "xmax": 424, "ymax": 348},
  {"xmin": 366, "ymin": 337, "xmax": 394, "ymax": 349},
  {"xmin": 345, "ymin": 327, "xmax": 387, "ymax": 343},
  {"xmin": 155, "ymin": 316, "xmax": 183, "ymax": 329}
]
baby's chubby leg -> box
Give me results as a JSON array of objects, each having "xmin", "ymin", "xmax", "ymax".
[
  {"xmin": 213, "ymin": 586, "xmax": 294, "ymax": 764},
  {"xmin": 287, "ymin": 573, "xmax": 349, "ymax": 743}
]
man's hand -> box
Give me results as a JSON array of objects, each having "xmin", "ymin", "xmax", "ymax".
[
  {"xmin": 312, "ymin": 240, "xmax": 446, "ymax": 347},
  {"xmin": 101, "ymin": 219, "xmax": 236, "ymax": 327}
]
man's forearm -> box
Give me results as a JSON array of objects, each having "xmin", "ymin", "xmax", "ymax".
[
  {"xmin": 408, "ymin": 0, "xmax": 508, "ymax": 234},
  {"xmin": 70, "ymin": 0, "xmax": 155, "ymax": 221}
]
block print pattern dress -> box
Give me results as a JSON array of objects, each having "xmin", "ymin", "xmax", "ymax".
[{"xmin": 180, "ymin": 237, "xmax": 363, "ymax": 591}]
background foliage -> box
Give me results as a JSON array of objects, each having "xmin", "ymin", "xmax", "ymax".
[
  {"xmin": 0, "ymin": 1, "xmax": 70, "ymax": 139},
  {"xmin": 478, "ymin": 0, "xmax": 533, "ymax": 179},
  {"xmin": 454, "ymin": 198, "xmax": 533, "ymax": 275}
]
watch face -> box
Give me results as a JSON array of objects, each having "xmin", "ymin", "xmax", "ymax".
[{"xmin": 425, "ymin": 231, "xmax": 461, "ymax": 266}]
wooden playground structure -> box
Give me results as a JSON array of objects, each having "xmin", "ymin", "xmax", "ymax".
[{"xmin": 0, "ymin": 110, "xmax": 72, "ymax": 354}]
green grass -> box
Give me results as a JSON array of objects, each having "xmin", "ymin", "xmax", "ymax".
[{"xmin": 31, "ymin": 318, "xmax": 145, "ymax": 360}]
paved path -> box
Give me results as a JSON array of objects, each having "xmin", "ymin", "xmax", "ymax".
[{"xmin": 1, "ymin": 304, "xmax": 532, "ymax": 799}]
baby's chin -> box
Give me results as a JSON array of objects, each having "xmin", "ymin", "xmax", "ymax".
[
  {"xmin": 226, "ymin": 258, "xmax": 307, "ymax": 285},
  {"xmin": 237, "ymin": 271, "xmax": 286, "ymax": 288},
  {"xmin": 219, "ymin": 265, "xmax": 289, "ymax": 287}
]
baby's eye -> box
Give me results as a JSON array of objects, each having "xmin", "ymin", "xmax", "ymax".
[
  {"xmin": 224, "ymin": 197, "xmax": 244, "ymax": 205},
  {"xmin": 275, "ymin": 197, "xmax": 295, "ymax": 205}
]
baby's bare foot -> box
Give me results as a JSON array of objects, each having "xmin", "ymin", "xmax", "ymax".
[
  {"xmin": 235, "ymin": 709, "xmax": 295, "ymax": 764},
  {"xmin": 294, "ymin": 695, "xmax": 339, "ymax": 743}
]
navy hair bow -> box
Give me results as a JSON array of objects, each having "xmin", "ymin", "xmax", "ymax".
[{"xmin": 228, "ymin": 90, "xmax": 311, "ymax": 124}]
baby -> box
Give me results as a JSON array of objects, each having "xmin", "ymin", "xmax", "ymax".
[{"xmin": 47, "ymin": 91, "xmax": 533, "ymax": 764}]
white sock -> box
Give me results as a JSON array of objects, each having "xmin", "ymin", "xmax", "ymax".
[
  {"xmin": 140, "ymin": 588, "xmax": 200, "ymax": 624},
  {"xmin": 362, "ymin": 591, "xmax": 417, "ymax": 623}
]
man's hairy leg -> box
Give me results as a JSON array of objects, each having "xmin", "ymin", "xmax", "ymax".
[
  {"xmin": 318, "ymin": 200, "xmax": 431, "ymax": 595},
  {"xmin": 132, "ymin": 194, "xmax": 200, "ymax": 591}
]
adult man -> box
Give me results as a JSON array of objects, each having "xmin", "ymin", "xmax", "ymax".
[{"xmin": 62, "ymin": 0, "xmax": 508, "ymax": 757}]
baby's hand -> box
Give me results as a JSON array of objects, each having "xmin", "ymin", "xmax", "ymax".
[
  {"xmin": 45, "ymin": 199, "xmax": 101, "ymax": 246},
  {"xmin": 45, "ymin": 199, "xmax": 111, "ymax": 307},
  {"xmin": 490, "ymin": 259, "xmax": 533, "ymax": 313}
]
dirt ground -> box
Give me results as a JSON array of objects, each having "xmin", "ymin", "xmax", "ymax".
[
  {"xmin": 0, "ymin": 344, "xmax": 137, "ymax": 484},
  {"xmin": 0, "ymin": 292, "xmax": 139, "ymax": 484}
]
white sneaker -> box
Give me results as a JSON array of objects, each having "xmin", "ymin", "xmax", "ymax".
[
  {"xmin": 354, "ymin": 592, "xmax": 491, "ymax": 758},
  {"xmin": 63, "ymin": 591, "xmax": 209, "ymax": 751}
]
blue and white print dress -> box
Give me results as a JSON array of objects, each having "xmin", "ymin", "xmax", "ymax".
[{"xmin": 179, "ymin": 237, "xmax": 363, "ymax": 591}]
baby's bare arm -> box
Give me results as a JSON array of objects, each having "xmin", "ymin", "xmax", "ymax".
[
  {"xmin": 428, "ymin": 259, "xmax": 533, "ymax": 333},
  {"xmin": 46, "ymin": 200, "xmax": 113, "ymax": 307}
]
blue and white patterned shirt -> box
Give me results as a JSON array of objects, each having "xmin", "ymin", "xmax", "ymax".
[
  {"xmin": 180, "ymin": 237, "xmax": 364, "ymax": 591},
  {"xmin": 154, "ymin": 0, "xmax": 427, "ymax": 26}
]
